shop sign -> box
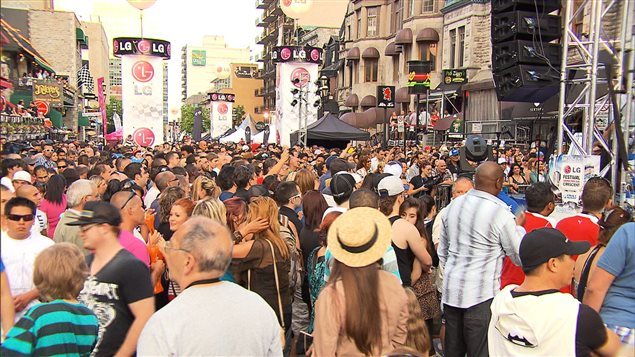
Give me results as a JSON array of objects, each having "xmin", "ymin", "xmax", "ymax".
[
  {"xmin": 407, "ymin": 61, "xmax": 432, "ymax": 94},
  {"xmin": 192, "ymin": 50, "xmax": 206, "ymax": 66},
  {"xmin": 32, "ymin": 80, "xmax": 62, "ymax": 104},
  {"xmin": 208, "ymin": 92, "xmax": 235, "ymax": 102},
  {"xmin": 442, "ymin": 69, "xmax": 467, "ymax": 85}
]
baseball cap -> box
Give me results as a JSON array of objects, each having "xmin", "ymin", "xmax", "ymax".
[
  {"xmin": 23, "ymin": 157, "xmax": 36, "ymax": 165},
  {"xmin": 377, "ymin": 175, "xmax": 405, "ymax": 197},
  {"xmin": 67, "ymin": 201, "xmax": 122, "ymax": 227},
  {"xmin": 520, "ymin": 228, "xmax": 590, "ymax": 270},
  {"xmin": 498, "ymin": 157, "xmax": 507, "ymax": 164},
  {"xmin": 12, "ymin": 171, "xmax": 32, "ymax": 183},
  {"xmin": 449, "ymin": 148, "xmax": 459, "ymax": 157},
  {"xmin": 384, "ymin": 161, "xmax": 403, "ymax": 177},
  {"xmin": 330, "ymin": 172, "xmax": 356, "ymax": 198}
]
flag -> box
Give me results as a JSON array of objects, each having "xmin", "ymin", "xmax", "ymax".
[{"xmin": 77, "ymin": 64, "xmax": 94, "ymax": 92}]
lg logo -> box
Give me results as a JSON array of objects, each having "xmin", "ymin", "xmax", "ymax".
[
  {"xmin": 133, "ymin": 127, "xmax": 155, "ymax": 147},
  {"xmin": 132, "ymin": 61, "xmax": 154, "ymax": 82}
]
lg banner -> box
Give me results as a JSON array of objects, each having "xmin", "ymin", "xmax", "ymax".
[
  {"xmin": 122, "ymin": 55, "xmax": 164, "ymax": 147},
  {"xmin": 275, "ymin": 61, "xmax": 319, "ymax": 146},
  {"xmin": 209, "ymin": 92, "xmax": 235, "ymax": 138}
]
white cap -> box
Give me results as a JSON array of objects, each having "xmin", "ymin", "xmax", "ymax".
[
  {"xmin": 383, "ymin": 162, "xmax": 403, "ymax": 178},
  {"xmin": 498, "ymin": 157, "xmax": 507, "ymax": 164},
  {"xmin": 377, "ymin": 176, "xmax": 405, "ymax": 197},
  {"xmin": 12, "ymin": 171, "xmax": 32, "ymax": 183}
]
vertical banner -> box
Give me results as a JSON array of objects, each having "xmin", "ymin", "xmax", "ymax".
[
  {"xmin": 192, "ymin": 106, "xmax": 202, "ymax": 141},
  {"xmin": 272, "ymin": 45, "xmax": 323, "ymax": 146},
  {"xmin": 122, "ymin": 55, "xmax": 164, "ymax": 147},
  {"xmin": 97, "ymin": 77, "xmax": 107, "ymax": 139},
  {"xmin": 208, "ymin": 93, "xmax": 235, "ymax": 138}
]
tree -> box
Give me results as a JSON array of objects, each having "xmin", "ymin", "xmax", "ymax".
[
  {"xmin": 105, "ymin": 97, "xmax": 122, "ymax": 133},
  {"xmin": 232, "ymin": 104, "xmax": 246, "ymax": 127},
  {"xmin": 179, "ymin": 104, "xmax": 210, "ymax": 135}
]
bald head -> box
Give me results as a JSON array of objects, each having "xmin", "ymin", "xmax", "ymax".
[
  {"xmin": 155, "ymin": 171, "xmax": 176, "ymax": 192},
  {"xmin": 16, "ymin": 184, "xmax": 42, "ymax": 206},
  {"xmin": 174, "ymin": 216, "xmax": 232, "ymax": 274},
  {"xmin": 452, "ymin": 177, "xmax": 474, "ymax": 198},
  {"xmin": 474, "ymin": 161, "xmax": 505, "ymax": 195}
]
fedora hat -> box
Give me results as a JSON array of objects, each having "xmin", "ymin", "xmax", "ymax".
[{"xmin": 328, "ymin": 207, "xmax": 392, "ymax": 267}]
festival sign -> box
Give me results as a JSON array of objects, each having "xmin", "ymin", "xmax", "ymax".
[
  {"xmin": 32, "ymin": 80, "xmax": 62, "ymax": 104},
  {"xmin": 548, "ymin": 154, "xmax": 601, "ymax": 207},
  {"xmin": 122, "ymin": 55, "xmax": 165, "ymax": 146},
  {"xmin": 271, "ymin": 46, "xmax": 323, "ymax": 64},
  {"xmin": 377, "ymin": 85, "xmax": 396, "ymax": 108},
  {"xmin": 208, "ymin": 92, "xmax": 235, "ymax": 138},
  {"xmin": 113, "ymin": 37, "xmax": 171, "ymax": 59}
]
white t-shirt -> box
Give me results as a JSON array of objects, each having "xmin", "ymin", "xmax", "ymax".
[
  {"xmin": 1, "ymin": 230, "xmax": 54, "ymax": 320},
  {"xmin": 144, "ymin": 185, "xmax": 160, "ymax": 209},
  {"xmin": 137, "ymin": 282, "xmax": 282, "ymax": 356},
  {"xmin": 32, "ymin": 209, "xmax": 48, "ymax": 236}
]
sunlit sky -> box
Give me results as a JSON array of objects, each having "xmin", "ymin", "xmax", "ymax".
[{"xmin": 55, "ymin": 0, "xmax": 261, "ymax": 116}]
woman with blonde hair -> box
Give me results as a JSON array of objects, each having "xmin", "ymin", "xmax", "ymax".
[
  {"xmin": 2, "ymin": 243, "xmax": 98, "ymax": 355},
  {"xmin": 294, "ymin": 169, "xmax": 318, "ymax": 196},
  {"xmin": 404, "ymin": 287, "xmax": 432, "ymax": 356},
  {"xmin": 232, "ymin": 196, "xmax": 292, "ymax": 332},
  {"xmin": 191, "ymin": 176, "xmax": 220, "ymax": 201},
  {"xmin": 192, "ymin": 197, "xmax": 227, "ymax": 224}
]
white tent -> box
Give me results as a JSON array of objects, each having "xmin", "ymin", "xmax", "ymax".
[
  {"xmin": 217, "ymin": 114, "xmax": 258, "ymax": 143},
  {"xmin": 252, "ymin": 123, "xmax": 276, "ymax": 144}
]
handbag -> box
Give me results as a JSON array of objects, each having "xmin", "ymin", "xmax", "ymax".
[{"xmin": 248, "ymin": 239, "xmax": 286, "ymax": 347}]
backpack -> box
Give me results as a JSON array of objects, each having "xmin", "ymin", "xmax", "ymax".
[{"xmin": 279, "ymin": 215, "xmax": 304, "ymax": 295}]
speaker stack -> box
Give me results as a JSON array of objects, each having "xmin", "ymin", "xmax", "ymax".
[{"xmin": 491, "ymin": 0, "xmax": 562, "ymax": 103}]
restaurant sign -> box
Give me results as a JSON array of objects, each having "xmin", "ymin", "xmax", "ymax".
[{"xmin": 32, "ymin": 80, "xmax": 62, "ymax": 104}]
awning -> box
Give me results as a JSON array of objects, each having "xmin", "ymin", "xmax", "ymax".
[
  {"xmin": 49, "ymin": 108, "xmax": 63, "ymax": 128},
  {"xmin": 433, "ymin": 115, "xmax": 458, "ymax": 131},
  {"xmin": 1, "ymin": 19, "xmax": 56, "ymax": 74},
  {"xmin": 76, "ymin": 28, "xmax": 88, "ymax": 49},
  {"xmin": 9, "ymin": 89, "xmax": 32, "ymax": 106},
  {"xmin": 395, "ymin": 28, "xmax": 413, "ymax": 45},
  {"xmin": 321, "ymin": 59, "xmax": 343, "ymax": 78},
  {"xmin": 396, "ymin": 87, "xmax": 410, "ymax": 103},
  {"xmin": 0, "ymin": 77, "xmax": 13, "ymax": 89},
  {"xmin": 78, "ymin": 113, "xmax": 90, "ymax": 127},
  {"xmin": 362, "ymin": 47, "xmax": 380, "ymax": 59},
  {"xmin": 416, "ymin": 28, "xmax": 439, "ymax": 42},
  {"xmin": 385, "ymin": 42, "xmax": 398, "ymax": 56},
  {"xmin": 346, "ymin": 47, "xmax": 360, "ymax": 61},
  {"xmin": 417, "ymin": 89, "xmax": 458, "ymax": 101},
  {"xmin": 461, "ymin": 69, "xmax": 495, "ymax": 91},
  {"xmin": 345, "ymin": 93, "xmax": 359, "ymax": 107},
  {"xmin": 360, "ymin": 95, "xmax": 377, "ymax": 107}
]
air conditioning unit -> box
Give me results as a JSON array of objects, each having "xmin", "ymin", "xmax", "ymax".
[{"xmin": 394, "ymin": 44, "xmax": 404, "ymax": 53}]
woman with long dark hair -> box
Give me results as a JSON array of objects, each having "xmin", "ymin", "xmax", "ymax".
[
  {"xmin": 40, "ymin": 174, "xmax": 67, "ymax": 237},
  {"xmin": 298, "ymin": 191, "xmax": 328, "ymax": 261},
  {"xmin": 313, "ymin": 207, "xmax": 408, "ymax": 355}
]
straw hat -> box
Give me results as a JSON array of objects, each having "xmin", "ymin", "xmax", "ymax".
[{"xmin": 327, "ymin": 207, "xmax": 392, "ymax": 267}]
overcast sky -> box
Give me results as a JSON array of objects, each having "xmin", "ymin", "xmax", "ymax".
[{"xmin": 55, "ymin": 0, "xmax": 261, "ymax": 118}]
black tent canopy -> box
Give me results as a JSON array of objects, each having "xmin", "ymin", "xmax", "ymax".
[{"xmin": 290, "ymin": 113, "xmax": 370, "ymax": 145}]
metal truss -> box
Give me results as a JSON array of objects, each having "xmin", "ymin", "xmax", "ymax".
[{"xmin": 556, "ymin": 0, "xmax": 634, "ymax": 193}]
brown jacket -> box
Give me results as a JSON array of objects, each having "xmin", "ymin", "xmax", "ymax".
[{"xmin": 313, "ymin": 270, "xmax": 409, "ymax": 356}]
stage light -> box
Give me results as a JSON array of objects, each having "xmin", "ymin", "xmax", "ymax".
[
  {"xmin": 291, "ymin": 88, "xmax": 299, "ymax": 95},
  {"xmin": 313, "ymin": 100, "xmax": 321, "ymax": 107},
  {"xmin": 292, "ymin": 78, "xmax": 300, "ymax": 84},
  {"xmin": 291, "ymin": 99, "xmax": 298, "ymax": 107}
]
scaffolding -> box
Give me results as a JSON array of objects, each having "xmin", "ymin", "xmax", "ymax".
[{"xmin": 556, "ymin": 0, "xmax": 634, "ymax": 197}]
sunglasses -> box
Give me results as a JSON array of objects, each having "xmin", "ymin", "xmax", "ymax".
[{"xmin": 7, "ymin": 214, "xmax": 35, "ymax": 222}]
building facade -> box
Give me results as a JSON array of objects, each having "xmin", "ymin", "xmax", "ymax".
[
  {"xmin": 181, "ymin": 35, "xmax": 251, "ymax": 102},
  {"xmin": 80, "ymin": 21, "xmax": 110, "ymax": 100},
  {"xmin": 108, "ymin": 57, "xmax": 121, "ymax": 100}
]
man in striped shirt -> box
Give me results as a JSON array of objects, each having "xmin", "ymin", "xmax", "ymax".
[{"xmin": 439, "ymin": 162, "xmax": 525, "ymax": 357}]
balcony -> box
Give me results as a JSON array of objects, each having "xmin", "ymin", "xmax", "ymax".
[
  {"xmin": 255, "ymin": 87, "xmax": 265, "ymax": 97},
  {"xmin": 263, "ymin": 7, "xmax": 276, "ymax": 22},
  {"xmin": 256, "ymin": 14, "xmax": 266, "ymax": 27},
  {"xmin": 256, "ymin": 0, "xmax": 269, "ymax": 9}
]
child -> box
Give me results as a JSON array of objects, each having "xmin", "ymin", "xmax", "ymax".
[{"xmin": 2, "ymin": 243, "xmax": 99, "ymax": 356}]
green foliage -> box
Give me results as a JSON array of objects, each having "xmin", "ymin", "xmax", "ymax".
[
  {"xmin": 179, "ymin": 104, "xmax": 210, "ymax": 135},
  {"xmin": 105, "ymin": 97, "xmax": 122, "ymax": 133},
  {"xmin": 232, "ymin": 104, "xmax": 246, "ymax": 127}
]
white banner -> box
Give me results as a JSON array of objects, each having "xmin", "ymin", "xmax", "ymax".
[
  {"xmin": 548, "ymin": 154, "xmax": 601, "ymax": 207},
  {"xmin": 122, "ymin": 55, "xmax": 164, "ymax": 147},
  {"xmin": 275, "ymin": 62, "xmax": 319, "ymax": 146},
  {"xmin": 210, "ymin": 100, "xmax": 233, "ymax": 138}
]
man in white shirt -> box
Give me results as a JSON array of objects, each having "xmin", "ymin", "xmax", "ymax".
[
  {"xmin": 1, "ymin": 158, "xmax": 22, "ymax": 192},
  {"xmin": 1, "ymin": 197, "xmax": 53, "ymax": 320},
  {"xmin": 138, "ymin": 217, "xmax": 282, "ymax": 356}
]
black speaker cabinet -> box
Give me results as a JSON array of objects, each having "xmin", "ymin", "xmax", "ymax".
[
  {"xmin": 492, "ymin": 0, "xmax": 561, "ymax": 14},
  {"xmin": 492, "ymin": 11, "xmax": 561, "ymax": 42},
  {"xmin": 493, "ymin": 64, "xmax": 560, "ymax": 102},
  {"xmin": 492, "ymin": 40, "xmax": 561, "ymax": 72}
]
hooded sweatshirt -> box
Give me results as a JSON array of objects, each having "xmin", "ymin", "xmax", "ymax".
[{"xmin": 488, "ymin": 285, "xmax": 578, "ymax": 356}]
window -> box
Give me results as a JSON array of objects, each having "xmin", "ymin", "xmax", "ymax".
[
  {"xmin": 422, "ymin": 0, "xmax": 434, "ymax": 13},
  {"xmin": 357, "ymin": 10, "xmax": 362, "ymax": 38},
  {"xmin": 391, "ymin": 1, "xmax": 403, "ymax": 33},
  {"xmin": 365, "ymin": 59, "xmax": 378, "ymax": 82},
  {"xmin": 458, "ymin": 26, "xmax": 465, "ymax": 67},
  {"xmin": 419, "ymin": 42, "xmax": 437, "ymax": 70},
  {"xmin": 393, "ymin": 57, "xmax": 399, "ymax": 81},
  {"xmin": 449, "ymin": 29, "xmax": 456, "ymax": 68},
  {"xmin": 367, "ymin": 7, "xmax": 378, "ymax": 37},
  {"xmin": 347, "ymin": 25, "xmax": 351, "ymax": 40},
  {"xmin": 408, "ymin": 0, "xmax": 416, "ymax": 17}
]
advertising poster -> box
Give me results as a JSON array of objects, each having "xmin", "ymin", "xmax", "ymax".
[
  {"xmin": 548, "ymin": 154, "xmax": 601, "ymax": 208},
  {"xmin": 275, "ymin": 62, "xmax": 319, "ymax": 146},
  {"xmin": 122, "ymin": 55, "xmax": 164, "ymax": 146},
  {"xmin": 208, "ymin": 93, "xmax": 235, "ymax": 138}
]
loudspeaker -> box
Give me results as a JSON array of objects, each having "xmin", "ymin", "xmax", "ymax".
[
  {"xmin": 493, "ymin": 64, "xmax": 559, "ymax": 102},
  {"xmin": 492, "ymin": 0, "xmax": 560, "ymax": 14},
  {"xmin": 492, "ymin": 40, "xmax": 561, "ymax": 72},
  {"xmin": 492, "ymin": 11, "xmax": 561, "ymax": 42}
]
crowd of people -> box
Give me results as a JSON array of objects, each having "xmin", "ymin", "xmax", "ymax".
[{"xmin": 0, "ymin": 136, "xmax": 633, "ymax": 356}]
